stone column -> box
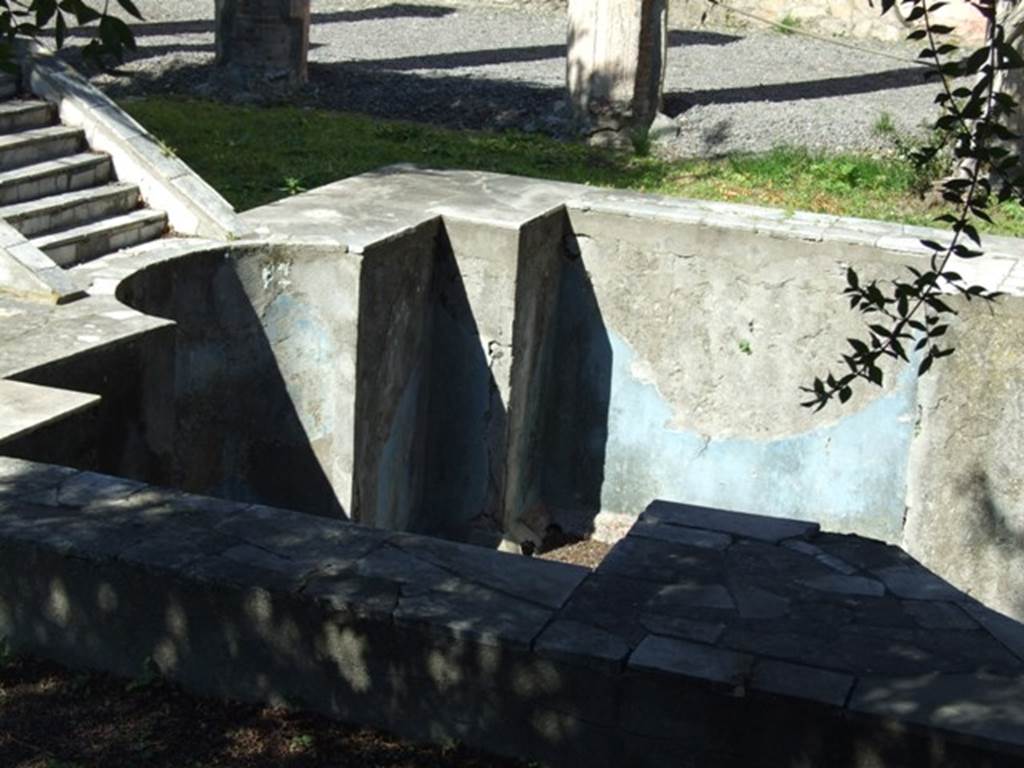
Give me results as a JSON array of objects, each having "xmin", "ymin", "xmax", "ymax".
[
  {"xmin": 214, "ymin": 0, "xmax": 310, "ymax": 90},
  {"xmin": 566, "ymin": 0, "xmax": 668, "ymax": 145},
  {"xmin": 996, "ymin": 0, "xmax": 1024, "ymax": 158}
]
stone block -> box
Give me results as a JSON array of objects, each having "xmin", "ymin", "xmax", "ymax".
[
  {"xmin": 642, "ymin": 500, "xmax": 819, "ymax": 543},
  {"xmin": 535, "ymin": 619, "xmax": 630, "ymax": 670},
  {"xmin": 750, "ymin": 659, "xmax": 854, "ymax": 707},
  {"xmin": 628, "ymin": 516, "xmax": 732, "ymax": 549},
  {"xmin": 798, "ymin": 573, "xmax": 887, "ymax": 597},
  {"xmin": 629, "ymin": 634, "xmax": 752, "ymax": 687}
]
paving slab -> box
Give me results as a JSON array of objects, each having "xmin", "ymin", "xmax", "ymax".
[
  {"xmin": 641, "ymin": 500, "xmax": 819, "ymax": 543},
  {"xmin": 629, "ymin": 634, "xmax": 752, "ymax": 687},
  {"xmin": 534, "ymin": 619, "xmax": 631, "ymax": 670},
  {"xmin": 750, "ymin": 659, "xmax": 854, "ymax": 707}
]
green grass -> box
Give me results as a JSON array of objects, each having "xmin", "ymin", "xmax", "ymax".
[
  {"xmin": 777, "ymin": 13, "xmax": 802, "ymax": 35},
  {"xmin": 122, "ymin": 96, "xmax": 1024, "ymax": 236}
]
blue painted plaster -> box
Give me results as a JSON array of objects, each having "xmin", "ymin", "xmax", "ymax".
[
  {"xmin": 262, "ymin": 292, "xmax": 336, "ymax": 440},
  {"xmin": 377, "ymin": 363, "xmax": 425, "ymax": 531},
  {"xmin": 602, "ymin": 331, "xmax": 917, "ymax": 541}
]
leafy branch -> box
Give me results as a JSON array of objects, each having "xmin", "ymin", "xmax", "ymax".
[
  {"xmin": 0, "ymin": 0, "xmax": 142, "ymax": 70},
  {"xmin": 802, "ymin": 0, "xmax": 1018, "ymax": 410}
]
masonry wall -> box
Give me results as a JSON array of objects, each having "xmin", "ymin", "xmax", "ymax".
[
  {"xmin": 116, "ymin": 245, "xmax": 358, "ymax": 517},
  {"xmin": 904, "ymin": 297, "xmax": 1024, "ymax": 622},
  {"xmin": 546, "ymin": 207, "xmax": 919, "ymax": 542}
]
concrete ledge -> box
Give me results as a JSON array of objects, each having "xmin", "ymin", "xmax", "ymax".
[
  {"xmin": 0, "ymin": 219, "xmax": 82, "ymax": 303},
  {"xmin": 0, "ymin": 379, "xmax": 98, "ymax": 444},
  {"xmin": 19, "ymin": 41, "xmax": 254, "ymax": 241}
]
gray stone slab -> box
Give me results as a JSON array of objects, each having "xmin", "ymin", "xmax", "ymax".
[
  {"xmin": 50, "ymin": 470, "xmax": 148, "ymax": 508},
  {"xmin": 641, "ymin": 500, "xmax": 818, "ymax": 543},
  {"xmin": 750, "ymin": 659, "xmax": 854, "ymax": 708},
  {"xmin": 628, "ymin": 517, "xmax": 732, "ymax": 550},
  {"xmin": 301, "ymin": 572, "xmax": 400, "ymax": 619},
  {"xmin": 598, "ymin": 535, "xmax": 725, "ymax": 585},
  {"xmin": 850, "ymin": 672, "xmax": 1024, "ymax": 750},
  {"xmin": 184, "ymin": 550, "xmax": 309, "ymax": 593},
  {"xmin": 216, "ymin": 516, "xmax": 387, "ymax": 574},
  {"xmin": 798, "ymin": 574, "xmax": 886, "ymax": 597},
  {"xmin": 638, "ymin": 614, "xmax": 725, "ymax": 645},
  {"xmin": 961, "ymin": 602, "xmax": 1024, "ymax": 663},
  {"xmin": 784, "ymin": 539, "xmax": 861, "ymax": 576},
  {"xmin": 118, "ymin": 525, "xmax": 236, "ymax": 571},
  {"xmin": 0, "ymin": 458, "xmax": 79, "ymax": 499},
  {"xmin": 390, "ymin": 533, "xmax": 587, "ymax": 609},
  {"xmin": 732, "ymin": 586, "xmax": 791, "ymax": 619},
  {"xmin": 355, "ymin": 544, "xmax": 465, "ymax": 596},
  {"xmin": 534, "ymin": 619, "xmax": 631, "ymax": 669},
  {"xmin": 872, "ymin": 565, "xmax": 963, "ymax": 601},
  {"xmin": 629, "ymin": 634, "xmax": 752, "ymax": 687},
  {"xmin": 903, "ymin": 601, "xmax": 979, "ymax": 631},
  {"xmin": 394, "ymin": 586, "xmax": 553, "ymax": 649},
  {"xmin": 645, "ymin": 583, "xmax": 736, "ymax": 613}
]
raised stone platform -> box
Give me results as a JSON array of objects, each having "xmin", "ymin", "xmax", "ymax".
[{"xmin": 0, "ymin": 456, "xmax": 1021, "ymax": 767}]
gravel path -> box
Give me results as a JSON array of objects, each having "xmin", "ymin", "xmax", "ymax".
[{"xmin": 71, "ymin": 0, "xmax": 941, "ymax": 157}]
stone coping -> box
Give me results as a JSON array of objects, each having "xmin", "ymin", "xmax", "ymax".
[
  {"xmin": 0, "ymin": 380, "xmax": 98, "ymax": 443},
  {"xmin": 0, "ymin": 456, "xmax": 1021, "ymax": 766},
  {"xmin": 0, "ymin": 219, "xmax": 82, "ymax": 303},
  {"xmin": 244, "ymin": 164, "xmax": 1024, "ymax": 297}
]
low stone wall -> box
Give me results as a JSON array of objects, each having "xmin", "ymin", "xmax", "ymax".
[{"xmin": 0, "ymin": 456, "xmax": 1021, "ymax": 767}]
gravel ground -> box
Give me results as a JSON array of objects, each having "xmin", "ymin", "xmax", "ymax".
[{"xmin": 60, "ymin": 0, "xmax": 941, "ymax": 156}]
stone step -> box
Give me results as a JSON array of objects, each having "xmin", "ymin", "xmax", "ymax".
[
  {"xmin": 0, "ymin": 182, "xmax": 141, "ymax": 238},
  {"xmin": 0, "ymin": 100, "xmax": 56, "ymax": 134},
  {"xmin": 0, "ymin": 125, "xmax": 84, "ymax": 171},
  {"xmin": 0, "ymin": 152, "xmax": 111, "ymax": 206},
  {"xmin": 33, "ymin": 208, "xmax": 168, "ymax": 267},
  {"xmin": 0, "ymin": 74, "xmax": 18, "ymax": 100}
]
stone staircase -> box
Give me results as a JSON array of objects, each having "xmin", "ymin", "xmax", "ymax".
[{"xmin": 0, "ymin": 84, "xmax": 167, "ymax": 269}]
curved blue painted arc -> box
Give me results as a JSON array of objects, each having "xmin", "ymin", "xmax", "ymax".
[{"xmin": 602, "ymin": 331, "xmax": 917, "ymax": 542}]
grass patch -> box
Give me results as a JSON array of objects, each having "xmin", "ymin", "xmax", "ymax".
[
  {"xmin": 122, "ymin": 96, "xmax": 1024, "ymax": 236},
  {"xmin": 777, "ymin": 12, "xmax": 802, "ymax": 34}
]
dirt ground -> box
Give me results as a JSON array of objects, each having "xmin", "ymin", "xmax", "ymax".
[{"xmin": 0, "ymin": 654, "xmax": 529, "ymax": 768}]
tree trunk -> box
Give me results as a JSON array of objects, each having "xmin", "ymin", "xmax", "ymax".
[
  {"xmin": 566, "ymin": 0, "xmax": 668, "ymax": 145},
  {"xmin": 214, "ymin": 0, "xmax": 310, "ymax": 91}
]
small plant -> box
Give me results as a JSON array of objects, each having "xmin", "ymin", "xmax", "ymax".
[
  {"xmin": 738, "ymin": 339, "xmax": 753, "ymax": 355},
  {"xmin": 288, "ymin": 733, "xmax": 315, "ymax": 753},
  {"xmin": 778, "ymin": 13, "xmax": 801, "ymax": 35},
  {"xmin": 156, "ymin": 138, "xmax": 177, "ymax": 158},
  {"xmin": 279, "ymin": 176, "xmax": 306, "ymax": 196},
  {"xmin": 125, "ymin": 656, "xmax": 162, "ymax": 692},
  {"xmin": 630, "ymin": 128, "xmax": 652, "ymax": 157},
  {"xmin": 872, "ymin": 111, "xmax": 897, "ymax": 137},
  {"xmin": 0, "ymin": 636, "xmax": 11, "ymax": 666}
]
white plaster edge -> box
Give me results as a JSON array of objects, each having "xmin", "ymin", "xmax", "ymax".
[{"xmin": 0, "ymin": 219, "xmax": 82, "ymax": 303}]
